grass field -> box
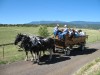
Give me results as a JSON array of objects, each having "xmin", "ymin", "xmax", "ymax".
[
  {"xmin": 74, "ymin": 58, "xmax": 100, "ymax": 75},
  {"xmin": 0, "ymin": 26, "xmax": 100, "ymax": 64}
]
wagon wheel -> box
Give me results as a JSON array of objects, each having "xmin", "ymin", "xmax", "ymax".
[
  {"xmin": 81, "ymin": 45, "xmax": 85, "ymax": 51},
  {"xmin": 79, "ymin": 43, "xmax": 85, "ymax": 51},
  {"xmin": 64, "ymin": 47, "xmax": 71, "ymax": 56}
]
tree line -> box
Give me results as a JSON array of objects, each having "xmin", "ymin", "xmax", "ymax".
[{"xmin": 0, "ymin": 24, "xmax": 100, "ymax": 30}]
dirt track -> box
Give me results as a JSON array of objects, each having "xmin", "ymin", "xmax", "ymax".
[{"xmin": 0, "ymin": 42, "xmax": 100, "ymax": 75}]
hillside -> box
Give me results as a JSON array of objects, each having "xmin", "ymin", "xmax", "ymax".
[
  {"xmin": 27, "ymin": 21, "xmax": 66, "ymax": 24},
  {"xmin": 27, "ymin": 21, "xmax": 100, "ymax": 29},
  {"xmin": 27, "ymin": 21, "xmax": 100, "ymax": 25},
  {"xmin": 0, "ymin": 21, "xmax": 100, "ymax": 29}
]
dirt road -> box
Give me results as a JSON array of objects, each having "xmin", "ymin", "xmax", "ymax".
[{"xmin": 0, "ymin": 42, "xmax": 100, "ymax": 75}]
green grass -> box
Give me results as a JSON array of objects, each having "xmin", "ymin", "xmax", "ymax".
[
  {"xmin": 82, "ymin": 29, "xmax": 100, "ymax": 43},
  {"xmin": 0, "ymin": 27, "xmax": 100, "ymax": 64},
  {"xmin": 0, "ymin": 27, "xmax": 39, "ymax": 44},
  {"xmin": 0, "ymin": 45, "xmax": 25, "ymax": 64},
  {"xmin": 74, "ymin": 58, "xmax": 100, "ymax": 75},
  {"xmin": 96, "ymin": 71, "xmax": 100, "ymax": 75}
]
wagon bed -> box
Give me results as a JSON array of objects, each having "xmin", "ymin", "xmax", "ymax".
[{"xmin": 54, "ymin": 34, "xmax": 88, "ymax": 55}]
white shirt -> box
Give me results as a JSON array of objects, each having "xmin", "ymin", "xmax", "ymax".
[
  {"xmin": 54, "ymin": 26, "xmax": 58, "ymax": 32},
  {"xmin": 69, "ymin": 30, "xmax": 73, "ymax": 35},
  {"xmin": 79, "ymin": 32, "xmax": 85, "ymax": 36},
  {"xmin": 63, "ymin": 28, "xmax": 68, "ymax": 32}
]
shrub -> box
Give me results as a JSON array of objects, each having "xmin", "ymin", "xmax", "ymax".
[{"xmin": 38, "ymin": 25, "xmax": 49, "ymax": 37}]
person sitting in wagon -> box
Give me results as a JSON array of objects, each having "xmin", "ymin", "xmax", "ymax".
[
  {"xmin": 53, "ymin": 24, "xmax": 62, "ymax": 36},
  {"xmin": 78, "ymin": 30, "xmax": 85, "ymax": 36},
  {"xmin": 58, "ymin": 25, "xmax": 69, "ymax": 40},
  {"xmin": 75, "ymin": 30, "xmax": 80, "ymax": 37},
  {"xmin": 69, "ymin": 29, "xmax": 80, "ymax": 38}
]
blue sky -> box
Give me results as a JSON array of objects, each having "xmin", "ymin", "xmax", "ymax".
[{"xmin": 0, "ymin": 0, "xmax": 100, "ymax": 24}]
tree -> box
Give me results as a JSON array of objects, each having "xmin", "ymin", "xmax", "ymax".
[{"xmin": 38, "ymin": 25, "xmax": 49, "ymax": 37}]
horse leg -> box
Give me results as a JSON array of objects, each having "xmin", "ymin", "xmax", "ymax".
[
  {"xmin": 30, "ymin": 50, "xmax": 34, "ymax": 62},
  {"xmin": 33, "ymin": 52, "xmax": 37, "ymax": 63},
  {"xmin": 53, "ymin": 45, "xmax": 56, "ymax": 53},
  {"xmin": 25, "ymin": 51, "xmax": 28, "ymax": 61},
  {"xmin": 49, "ymin": 49, "xmax": 53, "ymax": 61},
  {"xmin": 39, "ymin": 51, "xmax": 41, "ymax": 57},
  {"xmin": 37, "ymin": 51, "xmax": 40, "ymax": 64},
  {"xmin": 43, "ymin": 50, "xmax": 45, "ymax": 56}
]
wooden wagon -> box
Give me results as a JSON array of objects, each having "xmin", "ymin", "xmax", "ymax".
[{"xmin": 54, "ymin": 34, "xmax": 88, "ymax": 55}]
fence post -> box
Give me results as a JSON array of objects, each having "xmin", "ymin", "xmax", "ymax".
[
  {"xmin": 3, "ymin": 46, "xmax": 4, "ymax": 59},
  {"xmin": 0, "ymin": 43, "xmax": 14, "ymax": 59},
  {"xmin": 97, "ymin": 35, "xmax": 98, "ymax": 41}
]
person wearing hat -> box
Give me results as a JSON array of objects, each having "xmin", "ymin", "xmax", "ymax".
[
  {"xmin": 53, "ymin": 24, "xmax": 61, "ymax": 36},
  {"xmin": 63, "ymin": 25, "xmax": 68, "ymax": 32}
]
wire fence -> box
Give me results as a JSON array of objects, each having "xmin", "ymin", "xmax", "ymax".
[
  {"xmin": 0, "ymin": 43, "xmax": 14, "ymax": 47},
  {"xmin": 0, "ymin": 43, "xmax": 14, "ymax": 58}
]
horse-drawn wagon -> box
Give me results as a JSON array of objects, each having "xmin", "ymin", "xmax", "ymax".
[{"xmin": 54, "ymin": 34, "xmax": 88, "ymax": 55}]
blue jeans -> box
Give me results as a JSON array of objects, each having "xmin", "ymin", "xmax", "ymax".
[
  {"xmin": 54, "ymin": 31, "xmax": 62, "ymax": 36},
  {"xmin": 58, "ymin": 32, "xmax": 67, "ymax": 39}
]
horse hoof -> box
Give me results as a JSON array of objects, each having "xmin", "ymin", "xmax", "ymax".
[
  {"xmin": 24, "ymin": 58, "xmax": 28, "ymax": 61},
  {"xmin": 30, "ymin": 58, "xmax": 34, "ymax": 61}
]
